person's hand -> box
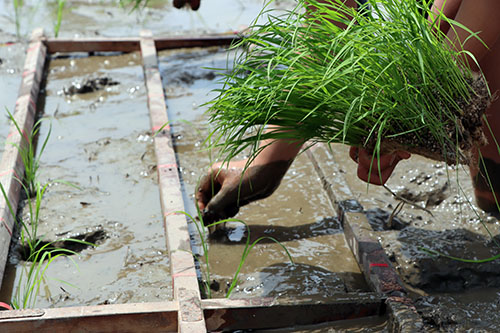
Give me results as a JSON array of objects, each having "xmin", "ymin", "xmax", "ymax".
[
  {"xmin": 349, "ymin": 147, "xmax": 410, "ymax": 185},
  {"xmin": 195, "ymin": 159, "xmax": 292, "ymax": 226}
]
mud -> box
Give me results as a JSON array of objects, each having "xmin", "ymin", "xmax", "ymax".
[
  {"xmin": 0, "ymin": 0, "xmax": 499, "ymax": 331},
  {"xmin": 63, "ymin": 76, "xmax": 119, "ymax": 95},
  {"xmin": 327, "ymin": 144, "xmax": 500, "ymax": 331}
]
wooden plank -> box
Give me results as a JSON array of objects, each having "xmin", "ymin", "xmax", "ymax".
[
  {"xmin": 305, "ymin": 146, "xmax": 425, "ymax": 332},
  {"xmin": 203, "ymin": 294, "xmax": 384, "ymax": 331},
  {"xmin": 45, "ymin": 35, "xmax": 239, "ymax": 53},
  {"xmin": 154, "ymin": 35, "xmax": 239, "ymax": 51},
  {"xmin": 0, "ymin": 301, "xmax": 178, "ymax": 332},
  {"xmin": 140, "ymin": 30, "xmax": 206, "ymax": 333},
  {"xmin": 0, "ymin": 28, "xmax": 46, "ymax": 289}
]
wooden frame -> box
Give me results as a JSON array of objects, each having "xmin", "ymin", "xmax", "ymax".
[{"xmin": 0, "ymin": 29, "xmax": 423, "ymax": 332}]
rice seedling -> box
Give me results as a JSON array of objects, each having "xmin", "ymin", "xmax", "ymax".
[
  {"xmin": 180, "ymin": 205, "xmax": 293, "ymax": 298},
  {"xmin": 1, "ymin": 179, "xmax": 84, "ymax": 257},
  {"xmin": 0, "ymin": 178, "xmax": 92, "ymax": 309},
  {"xmin": 206, "ymin": 0, "xmax": 490, "ymax": 173},
  {"xmin": 10, "ymin": 242, "xmax": 80, "ymax": 309},
  {"xmin": 6, "ymin": 109, "xmax": 51, "ymax": 198},
  {"xmin": 53, "ymin": 0, "xmax": 66, "ymax": 38},
  {"xmin": 13, "ymin": 0, "xmax": 24, "ymax": 38}
]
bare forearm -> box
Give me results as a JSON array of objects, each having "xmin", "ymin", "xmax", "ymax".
[
  {"xmin": 447, "ymin": 0, "xmax": 500, "ymax": 69},
  {"xmin": 251, "ymin": 125, "xmax": 303, "ymax": 166}
]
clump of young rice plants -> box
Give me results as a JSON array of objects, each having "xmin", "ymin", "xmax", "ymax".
[
  {"xmin": 2, "ymin": 110, "xmax": 90, "ymax": 308},
  {"xmin": 207, "ymin": 0, "xmax": 490, "ymax": 168},
  {"xmin": 1, "ymin": 180, "xmax": 91, "ymax": 309},
  {"xmin": 10, "ymin": 241, "xmax": 80, "ymax": 309},
  {"xmin": 181, "ymin": 207, "xmax": 293, "ymax": 298}
]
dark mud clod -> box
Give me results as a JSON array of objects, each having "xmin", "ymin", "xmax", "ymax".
[
  {"xmin": 209, "ymin": 279, "xmax": 220, "ymax": 292},
  {"xmin": 64, "ymin": 76, "xmax": 119, "ymax": 95},
  {"xmin": 16, "ymin": 229, "xmax": 108, "ymax": 262}
]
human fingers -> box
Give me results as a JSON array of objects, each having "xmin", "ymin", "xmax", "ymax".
[
  {"xmin": 356, "ymin": 149, "xmax": 409, "ymax": 185},
  {"xmin": 357, "ymin": 148, "xmax": 399, "ymax": 171},
  {"xmin": 202, "ymin": 182, "xmax": 240, "ymax": 224},
  {"xmin": 195, "ymin": 166, "xmax": 222, "ymax": 211},
  {"xmin": 349, "ymin": 146, "xmax": 359, "ymax": 163}
]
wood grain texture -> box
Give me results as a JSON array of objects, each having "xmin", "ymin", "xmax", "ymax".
[
  {"xmin": 0, "ymin": 301, "xmax": 178, "ymax": 332},
  {"xmin": 140, "ymin": 30, "xmax": 206, "ymax": 333}
]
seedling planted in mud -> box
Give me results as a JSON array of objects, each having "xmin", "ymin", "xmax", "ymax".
[
  {"xmin": 10, "ymin": 243, "xmax": 80, "ymax": 309},
  {"xmin": 6, "ymin": 109, "xmax": 51, "ymax": 198},
  {"xmin": 180, "ymin": 207, "xmax": 293, "ymax": 298},
  {"xmin": 2, "ymin": 109, "xmax": 90, "ymax": 308},
  {"xmin": 0, "ymin": 178, "xmax": 92, "ymax": 309}
]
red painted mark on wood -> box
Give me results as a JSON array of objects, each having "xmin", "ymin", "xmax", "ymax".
[
  {"xmin": 172, "ymin": 272, "xmax": 197, "ymax": 279},
  {"xmin": 369, "ymin": 263, "xmax": 389, "ymax": 268},
  {"xmin": 26, "ymin": 43, "xmax": 40, "ymax": 53},
  {"xmin": 0, "ymin": 302, "xmax": 12, "ymax": 310},
  {"xmin": 158, "ymin": 163, "xmax": 178, "ymax": 170},
  {"xmin": 152, "ymin": 125, "xmax": 170, "ymax": 132},
  {"xmin": 164, "ymin": 211, "xmax": 183, "ymax": 218},
  {"xmin": 22, "ymin": 69, "xmax": 35, "ymax": 77},
  {"xmin": 0, "ymin": 168, "xmax": 19, "ymax": 179},
  {"xmin": 148, "ymin": 92, "xmax": 165, "ymax": 99}
]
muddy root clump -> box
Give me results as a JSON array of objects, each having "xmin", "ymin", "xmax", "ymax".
[{"xmin": 372, "ymin": 74, "xmax": 491, "ymax": 165}]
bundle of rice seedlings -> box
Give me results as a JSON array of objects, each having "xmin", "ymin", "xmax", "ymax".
[{"xmin": 207, "ymin": 0, "xmax": 491, "ymax": 166}]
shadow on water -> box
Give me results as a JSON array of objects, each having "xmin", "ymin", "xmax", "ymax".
[
  {"xmin": 209, "ymin": 216, "xmax": 342, "ymax": 244},
  {"xmin": 208, "ymin": 262, "xmax": 368, "ymax": 299}
]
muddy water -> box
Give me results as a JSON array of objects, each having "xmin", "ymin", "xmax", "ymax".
[
  {"xmin": 0, "ymin": 52, "xmax": 172, "ymax": 308},
  {"xmin": 0, "ymin": 42, "xmax": 25, "ymax": 157},
  {"xmin": 0, "ymin": 0, "xmax": 296, "ymax": 39},
  {"xmin": 159, "ymin": 47, "xmax": 368, "ymax": 300}
]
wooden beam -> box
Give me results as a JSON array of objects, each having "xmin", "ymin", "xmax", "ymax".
[
  {"xmin": 0, "ymin": 28, "xmax": 46, "ymax": 288},
  {"xmin": 44, "ymin": 35, "xmax": 239, "ymax": 54},
  {"xmin": 305, "ymin": 146, "xmax": 425, "ymax": 332},
  {"xmin": 140, "ymin": 30, "xmax": 206, "ymax": 333},
  {"xmin": 0, "ymin": 301, "xmax": 178, "ymax": 332},
  {"xmin": 203, "ymin": 293, "xmax": 384, "ymax": 331}
]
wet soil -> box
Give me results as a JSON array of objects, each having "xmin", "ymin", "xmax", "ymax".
[
  {"xmin": 1, "ymin": 0, "xmax": 499, "ymax": 331},
  {"xmin": 327, "ymin": 144, "xmax": 500, "ymax": 331}
]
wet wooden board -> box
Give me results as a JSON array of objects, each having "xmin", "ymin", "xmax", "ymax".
[
  {"xmin": 306, "ymin": 145, "xmax": 425, "ymax": 332},
  {"xmin": 0, "ymin": 301, "xmax": 178, "ymax": 332},
  {"xmin": 203, "ymin": 293, "xmax": 384, "ymax": 331},
  {"xmin": 140, "ymin": 30, "xmax": 206, "ymax": 333},
  {"xmin": 0, "ymin": 294, "xmax": 385, "ymax": 332},
  {"xmin": 45, "ymin": 35, "xmax": 239, "ymax": 53},
  {"xmin": 0, "ymin": 28, "xmax": 46, "ymax": 289}
]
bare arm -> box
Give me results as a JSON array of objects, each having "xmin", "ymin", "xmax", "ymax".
[{"xmin": 445, "ymin": 0, "xmax": 500, "ymax": 69}]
